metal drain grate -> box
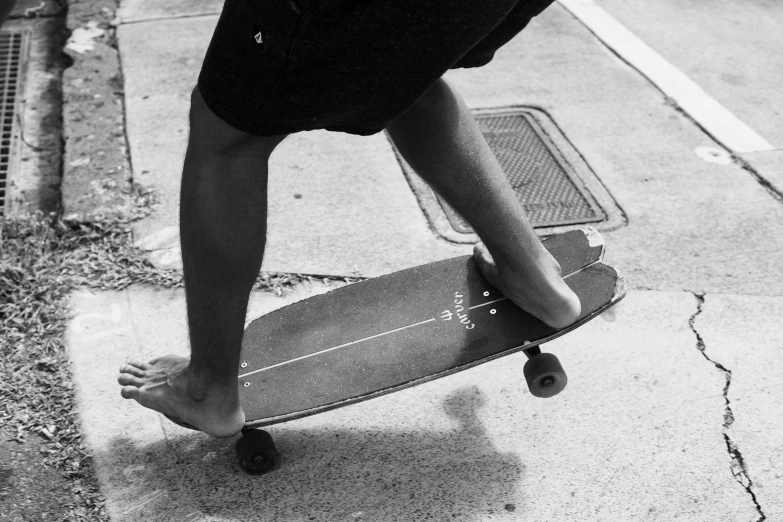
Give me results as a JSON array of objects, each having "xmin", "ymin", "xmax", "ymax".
[
  {"xmin": 0, "ymin": 30, "xmax": 28, "ymax": 215},
  {"xmin": 436, "ymin": 110, "xmax": 604, "ymax": 233}
]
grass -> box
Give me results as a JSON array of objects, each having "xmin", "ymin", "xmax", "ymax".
[{"xmin": 0, "ymin": 211, "xmax": 360, "ymax": 520}]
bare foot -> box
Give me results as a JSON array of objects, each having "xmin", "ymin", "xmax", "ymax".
[
  {"xmin": 473, "ymin": 241, "xmax": 581, "ymax": 329},
  {"xmin": 118, "ymin": 355, "xmax": 245, "ymax": 438}
]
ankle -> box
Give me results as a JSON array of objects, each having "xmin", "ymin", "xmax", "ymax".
[{"xmin": 186, "ymin": 364, "xmax": 236, "ymax": 398}]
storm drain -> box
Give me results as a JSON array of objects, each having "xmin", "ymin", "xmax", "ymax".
[
  {"xmin": 0, "ymin": 30, "xmax": 28, "ymax": 215},
  {"xmin": 440, "ymin": 110, "xmax": 604, "ymax": 233}
]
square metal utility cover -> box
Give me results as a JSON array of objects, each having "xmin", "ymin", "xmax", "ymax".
[
  {"xmin": 440, "ymin": 110, "xmax": 603, "ymax": 233},
  {"xmin": 393, "ymin": 107, "xmax": 623, "ymax": 243}
]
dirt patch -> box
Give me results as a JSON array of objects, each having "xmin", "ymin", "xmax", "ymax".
[
  {"xmin": 0, "ymin": 436, "xmax": 85, "ymax": 520},
  {"xmin": 61, "ymin": 0, "xmax": 137, "ymax": 221}
]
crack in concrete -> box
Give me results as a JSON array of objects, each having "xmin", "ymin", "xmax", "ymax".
[
  {"xmin": 689, "ymin": 293, "xmax": 766, "ymax": 522},
  {"xmin": 733, "ymin": 156, "xmax": 783, "ymax": 205}
]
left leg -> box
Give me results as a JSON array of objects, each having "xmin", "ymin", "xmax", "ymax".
[{"xmin": 117, "ymin": 87, "xmax": 287, "ymax": 437}]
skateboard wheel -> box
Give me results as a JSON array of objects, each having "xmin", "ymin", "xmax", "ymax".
[
  {"xmin": 523, "ymin": 353, "xmax": 567, "ymax": 398},
  {"xmin": 236, "ymin": 429, "xmax": 278, "ymax": 475}
]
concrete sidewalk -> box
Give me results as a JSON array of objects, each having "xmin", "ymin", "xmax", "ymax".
[
  {"xmin": 63, "ymin": 0, "xmax": 783, "ymax": 520},
  {"xmin": 66, "ymin": 287, "xmax": 778, "ymax": 521}
]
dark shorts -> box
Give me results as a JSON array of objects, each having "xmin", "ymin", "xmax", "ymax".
[{"xmin": 198, "ymin": 0, "xmax": 554, "ymax": 136}]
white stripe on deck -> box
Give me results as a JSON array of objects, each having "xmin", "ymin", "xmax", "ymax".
[
  {"xmin": 558, "ymin": 0, "xmax": 774, "ymax": 154},
  {"xmin": 469, "ymin": 297, "xmax": 508, "ymax": 310},
  {"xmin": 238, "ymin": 317, "xmax": 437, "ymax": 379}
]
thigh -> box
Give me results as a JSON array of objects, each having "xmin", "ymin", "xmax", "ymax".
[{"xmin": 188, "ymin": 86, "xmax": 287, "ymax": 158}]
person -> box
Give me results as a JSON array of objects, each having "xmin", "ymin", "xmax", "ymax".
[{"xmin": 118, "ymin": 0, "xmax": 581, "ymax": 437}]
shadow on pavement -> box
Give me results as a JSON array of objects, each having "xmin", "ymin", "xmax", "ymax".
[{"xmin": 105, "ymin": 387, "xmax": 527, "ymax": 521}]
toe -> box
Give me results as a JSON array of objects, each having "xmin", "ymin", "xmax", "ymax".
[
  {"xmin": 472, "ymin": 242, "xmax": 494, "ymax": 267},
  {"xmin": 120, "ymin": 385, "xmax": 140, "ymax": 399},
  {"xmin": 473, "ymin": 242, "xmax": 500, "ymax": 282},
  {"xmin": 127, "ymin": 359, "xmax": 152, "ymax": 370},
  {"xmin": 118, "ymin": 373, "xmax": 144, "ymax": 387},
  {"xmin": 119, "ymin": 364, "xmax": 146, "ymax": 377}
]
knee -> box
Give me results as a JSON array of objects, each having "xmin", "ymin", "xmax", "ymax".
[
  {"xmin": 188, "ymin": 85, "xmax": 218, "ymax": 131},
  {"xmin": 187, "ymin": 86, "xmax": 286, "ymax": 158},
  {"xmin": 188, "ymin": 86, "xmax": 252, "ymax": 151}
]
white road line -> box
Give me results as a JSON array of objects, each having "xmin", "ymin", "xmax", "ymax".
[
  {"xmin": 558, "ymin": 0, "xmax": 774, "ymax": 154},
  {"xmin": 238, "ymin": 318, "xmax": 437, "ymax": 379}
]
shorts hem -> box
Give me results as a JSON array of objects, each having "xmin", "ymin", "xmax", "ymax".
[
  {"xmin": 450, "ymin": 55, "xmax": 495, "ymax": 70},
  {"xmin": 321, "ymin": 125, "xmax": 385, "ymax": 136},
  {"xmin": 198, "ymin": 81, "xmax": 386, "ymax": 137}
]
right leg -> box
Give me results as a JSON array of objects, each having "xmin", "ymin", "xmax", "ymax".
[
  {"xmin": 118, "ymin": 86, "xmax": 287, "ymax": 437},
  {"xmin": 387, "ymin": 78, "xmax": 580, "ymax": 328}
]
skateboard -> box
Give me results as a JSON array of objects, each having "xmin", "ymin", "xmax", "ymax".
[{"xmin": 174, "ymin": 228, "xmax": 626, "ymax": 475}]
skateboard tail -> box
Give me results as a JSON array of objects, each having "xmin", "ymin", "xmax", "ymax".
[
  {"xmin": 550, "ymin": 227, "xmax": 605, "ymax": 280},
  {"xmin": 613, "ymin": 271, "xmax": 628, "ymax": 301},
  {"xmin": 582, "ymin": 226, "xmax": 605, "ymax": 248}
]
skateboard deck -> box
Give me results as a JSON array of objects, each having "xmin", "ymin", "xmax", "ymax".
[{"xmin": 238, "ymin": 227, "xmax": 625, "ymax": 428}]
